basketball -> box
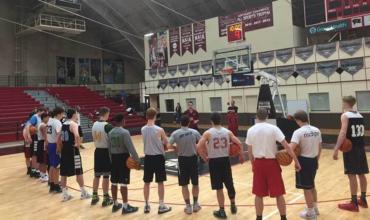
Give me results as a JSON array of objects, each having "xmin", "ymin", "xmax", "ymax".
[
  {"xmin": 294, "ymin": 145, "xmax": 301, "ymax": 156},
  {"xmin": 126, "ymin": 157, "xmax": 140, "ymax": 170},
  {"xmin": 29, "ymin": 126, "xmax": 37, "ymax": 135},
  {"xmin": 276, "ymin": 150, "xmax": 293, "ymax": 166},
  {"xmin": 229, "ymin": 142, "xmax": 241, "ymax": 157},
  {"xmin": 340, "ymin": 138, "xmax": 353, "ymax": 153}
]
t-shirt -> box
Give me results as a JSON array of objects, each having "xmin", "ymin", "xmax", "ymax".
[
  {"xmin": 108, "ymin": 127, "xmax": 140, "ymax": 163},
  {"xmin": 184, "ymin": 109, "xmax": 199, "ymax": 129},
  {"xmin": 47, "ymin": 118, "xmax": 62, "ymax": 143},
  {"xmin": 141, "ymin": 125, "xmax": 165, "ymax": 155},
  {"xmin": 246, "ymin": 122, "xmax": 285, "ymax": 159},
  {"xmin": 169, "ymin": 127, "xmax": 201, "ymax": 156},
  {"xmin": 206, "ymin": 127, "xmax": 231, "ymax": 159},
  {"xmin": 92, "ymin": 121, "xmax": 112, "ymax": 149},
  {"xmin": 291, "ymin": 125, "xmax": 322, "ymax": 158}
]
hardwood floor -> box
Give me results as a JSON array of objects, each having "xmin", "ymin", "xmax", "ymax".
[{"xmin": 0, "ymin": 135, "xmax": 369, "ymax": 220}]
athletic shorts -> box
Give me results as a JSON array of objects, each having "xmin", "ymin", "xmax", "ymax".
[
  {"xmin": 143, "ymin": 155, "xmax": 166, "ymax": 183},
  {"xmin": 253, "ymin": 158, "xmax": 285, "ymax": 197},
  {"xmin": 208, "ymin": 157, "xmax": 234, "ymax": 190},
  {"xmin": 178, "ymin": 155, "xmax": 199, "ymax": 186},
  {"xmin": 60, "ymin": 146, "xmax": 83, "ymax": 177},
  {"xmin": 48, "ymin": 143, "xmax": 60, "ymax": 168},
  {"xmin": 111, "ymin": 153, "xmax": 130, "ymax": 184},
  {"xmin": 343, "ymin": 146, "xmax": 369, "ymax": 175},
  {"xmin": 78, "ymin": 126, "xmax": 83, "ymax": 138},
  {"xmin": 36, "ymin": 140, "xmax": 48, "ymax": 164},
  {"xmin": 94, "ymin": 148, "xmax": 111, "ymax": 176},
  {"xmin": 24, "ymin": 141, "xmax": 31, "ymax": 158},
  {"xmin": 296, "ymin": 156, "xmax": 318, "ymax": 190}
]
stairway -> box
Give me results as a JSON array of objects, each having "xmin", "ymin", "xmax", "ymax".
[{"xmin": 24, "ymin": 90, "xmax": 93, "ymax": 142}]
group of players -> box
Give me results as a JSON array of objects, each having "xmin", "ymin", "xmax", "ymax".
[{"xmin": 21, "ymin": 95, "xmax": 368, "ymax": 220}]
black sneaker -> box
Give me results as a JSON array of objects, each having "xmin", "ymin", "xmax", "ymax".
[
  {"xmin": 213, "ymin": 209, "xmax": 227, "ymax": 219},
  {"xmin": 30, "ymin": 170, "xmax": 35, "ymax": 178},
  {"xmin": 230, "ymin": 204, "xmax": 237, "ymax": 214},
  {"xmin": 54, "ymin": 184, "xmax": 62, "ymax": 193},
  {"xmin": 102, "ymin": 196, "xmax": 113, "ymax": 207},
  {"xmin": 122, "ymin": 204, "xmax": 139, "ymax": 214},
  {"xmin": 33, "ymin": 172, "xmax": 40, "ymax": 178},
  {"xmin": 91, "ymin": 194, "xmax": 99, "ymax": 205},
  {"xmin": 112, "ymin": 203, "xmax": 123, "ymax": 213},
  {"xmin": 27, "ymin": 167, "xmax": 31, "ymax": 175},
  {"xmin": 144, "ymin": 205, "xmax": 151, "ymax": 214},
  {"xmin": 49, "ymin": 184, "xmax": 54, "ymax": 193}
]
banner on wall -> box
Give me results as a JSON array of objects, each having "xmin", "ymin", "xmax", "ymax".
[
  {"xmin": 201, "ymin": 60, "xmax": 213, "ymax": 72},
  {"xmin": 276, "ymin": 48, "xmax": 292, "ymax": 63},
  {"xmin": 159, "ymin": 79, "xmax": 168, "ymax": 90},
  {"xmin": 295, "ymin": 63, "xmax": 316, "ymax": 79},
  {"xmin": 340, "ymin": 58, "xmax": 364, "ymax": 75},
  {"xmin": 149, "ymin": 69, "xmax": 157, "ymax": 79},
  {"xmin": 79, "ymin": 58, "xmax": 90, "ymax": 84},
  {"xmin": 276, "ymin": 65, "xmax": 294, "ymax": 80},
  {"xmin": 149, "ymin": 31, "xmax": 168, "ymax": 69},
  {"xmin": 317, "ymin": 61, "xmax": 338, "ymax": 78},
  {"xmin": 178, "ymin": 64, "xmax": 189, "ymax": 75},
  {"xmin": 168, "ymin": 66, "xmax": 177, "ymax": 76},
  {"xmin": 90, "ymin": 59, "xmax": 101, "ymax": 84},
  {"xmin": 214, "ymin": 75, "xmax": 225, "ymax": 86},
  {"xmin": 316, "ymin": 42, "xmax": 337, "ymax": 58},
  {"xmin": 190, "ymin": 76, "xmax": 201, "ymax": 87},
  {"xmin": 218, "ymin": 3, "xmax": 273, "ymax": 37},
  {"xmin": 258, "ymin": 51, "xmax": 275, "ymax": 66},
  {"xmin": 193, "ymin": 21, "xmax": 206, "ymax": 53},
  {"xmin": 181, "ymin": 24, "xmax": 193, "ymax": 55},
  {"xmin": 169, "ymin": 28, "xmax": 180, "ymax": 57},
  {"xmin": 57, "ymin": 56, "xmax": 67, "ymax": 84},
  {"xmin": 339, "ymin": 38, "xmax": 362, "ymax": 56},
  {"xmin": 158, "ymin": 67, "xmax": 167, "ymax": 77},
  {"xmin": 168, "ymin": 78, "xmax": 179, "ymax": 89},
  {"xmin": 103, "ymin": 60, "xmax": 124, "ymax": 84},
  {"xmin": 260, "ymin": 67, "xmax": 276, "ymax": 76},
  {"xmin": 179, "ymin": 77, "xmax": 189, "ymax": 88},
  {"xmin": 201, "ymin": 75, "xmax": 213, "ymax": 86},
  {"xmin": 295, "ymin": 46, "xmax": 314, "ymax": 61},
  {"xmin": 189, "ymin": 62, "xmax": 200, "ymax": 73}
]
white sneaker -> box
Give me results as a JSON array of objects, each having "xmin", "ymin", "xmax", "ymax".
[
  {"xmin": 193, "ymin": 203, "xmax": 202, "ymax": 212},
  {"xmin": 80, "ymin": 191, "xmax": 92, "ymax": 200},
  {"xmin": 39, "ymin": 175, "xmax": 49, "ymax": 183},
  {"xmin": 314, "ymin": 207, "xmax": 320, "ymax": 215},
  {"xmin": 299, "ymin": 208, "xmax": 316, "ymax": 219},
  {"xmin": 184, "ymin": 205, "xmax": 192, "ymax": 214},
  {"xmin": 62, "ymin": 194, "xmax": 73, "ymax": 202}
]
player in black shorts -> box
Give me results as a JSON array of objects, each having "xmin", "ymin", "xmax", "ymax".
[
  {"xmin": 333, "ymin": 96, "xmax": 369, "ymax": 212},
  {"xmin": 59, "ymin": 109, "xmax": 91, "ymax": 202}
]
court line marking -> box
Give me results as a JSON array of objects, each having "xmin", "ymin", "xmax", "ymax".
[{"xmin": 263, "ymin": 194, "xmax": 304, "ymax": 220}]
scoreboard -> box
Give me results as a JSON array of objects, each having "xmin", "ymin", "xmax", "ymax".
[
  {"xmin": 326, "ymin": 0, "xmax": 370, "ymax": 21},
  {"xmin": 227, "ymin": 22, "xmax": 245, "ymax": 43}
]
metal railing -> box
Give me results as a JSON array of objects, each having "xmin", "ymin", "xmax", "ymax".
[{"xmin": 38, "ymin": 14, "xmax": 86, "ymax": 31}]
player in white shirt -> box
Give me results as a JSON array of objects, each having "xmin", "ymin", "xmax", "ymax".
[
  {"xmin": 197, "ymin": 112, "xmax": 244, "ymax": 219},
  {"xmin": 289, "ymin": 110, "xmax": 322, "ymax": 219},
  {"xmin": 246, "ymin": 109, "xmax": 300, "ymax": 220},
  {"xmin": 46, "ymin": 106, "xmax": 64, "ymax": 193}
]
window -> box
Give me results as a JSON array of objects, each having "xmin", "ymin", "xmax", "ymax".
[
  {"xmin": 186, "ymin": 98, "xmax": 197, "ymax": 109},
  {"xmin": 210, "ymin": 97, "xmax": 222, "ymax": 112},
  {"xmin": 245, "ymin": 95, "xmax": 258, "ymax": 113},
  {"xmin": 356, "ymin": 91, "xmax": 370, "ymax": 111},
  {"xmin": 309, "ymin": 93, "xmax": 330, "ymax": 111},
  {"xmin": 165, "ymin": 99, "xmax": 174, "ymax": 112},
  {"xmin": 273, "ymin": 94, "xmax": 287, "ymax": 113}
]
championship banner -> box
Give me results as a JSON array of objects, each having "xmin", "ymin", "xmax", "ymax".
[
  {"xmin": 316, "ymin": 42, "xmax": 337, "ymax": 58},
  {"xmin": 158, "ymin": 79, "xmax": 168, "ymax": 90},
  {"xmin": 168, "ymin": 66, "xmax": 177, "ymax": 76},
  {"xmin": 257, "ymin": 84, "xmax": 276, "ymax": 119},
  {"xmin": 276, "ymin": 48, "xmax": 293, "ymax": 63},
  {"xmin": 149, "ymin": 69, "xmax": 157, "ymax": 78},
  {"xmin": 169, "ymin": 28, "xmax": 180, "ymax": 57},
  {"xmin": 260, "ymin": 67, "xmax": 276, "ymax": 76},
  {"xmin": 201, "ymin": 75, "xmax": 213, "ymax": 86},
  {"xmin": 215, "ymin": 58, "xmax": 226, "ymax": 72},
  {"xmin": 178, "ymin": 64, "xmax": 188, "ymax": 75},
  {"xmin": 295, "ymin": 46, "xmax": 314, "ymax": 61},
  {"xmin": 158, "ymin": 67, "xmax": 167, "ymax": 77},
  {"xmin": 169, "ymin": 78, "xmax": 179, "ymax": 89},
  {"xmin": 218, "ymin": 3, "xmax": 273, "ymax": 37},
  {"xmin": 179, "ymin": 77, "xmax": 189, "ymax": 88},
  {"xmin": 365, "ymin": 37, "xmax": 370, "ymax": 48},
  {"xmin": 190, "ymin": 76, "xmax": 201, "ymax": 87},
  {"xmin": 214, "ymin": 75, "xmax": 225, "ymax": 86},
  {"xmin": 340, "ymin": 58, "xmax": 364, "ymax": 75},
  {"xmin": 193, "ymin": 21, "xmax": 206, "ymax": 53},
  {"xmin": 339, "ymin": 38, "xmax": 362, "ymax": 56},
  {"xmin": 258, "ymin": 51, "xmax": 275, "ymax": 66},
  {"xmin": 276, "ymin": 65, "xmax": 294, "ymax": 80},
  {"xmin": 189, "ymin": 62, "xmax": 200, "ymax": 73},
  {"xmin": 295, "ymin": 63, "xmax": 316, "ymax": 79},
  {"xmin": 317, "ymin": 61, "xmax": 338, "ymax": 78},
  {"xmin": 201, "ymin": 60, "xmax": 213, "ymax": 72},
  {"xmin": 181, "ymin": 24, "xmax": 193, "ymax": 55}
]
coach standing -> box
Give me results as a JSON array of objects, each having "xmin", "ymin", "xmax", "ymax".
[
  {"xmin": 246, "ymin": 108, "xmax": 301, "ymax": 220},
  {"xmin": 184, "ymin": 101, "xmax": 199, "ymax": 131}
]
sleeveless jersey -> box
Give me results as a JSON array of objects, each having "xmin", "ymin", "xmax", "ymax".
[
  {"xmin": 92, "ymin": 121, "xmax": 109, "ymax": 149},
  {"xmin": 206, "ymin": 127, "xmax": 230, "ymax": 159},
  {"xmin": 141, "ymin": 125, "xmax": 165, "ymax": 155},
  {"xmin": 61, "ymin": 121, "xmax": 75, "ymax": 149},
  {"xmin": 344, "ymin": 111, "xmax": 365, "ymax": 148},
  {"xmin": 37, "ymin": 122, "xmax": 47, "ymax": 141},
  {"xmin": 47, "ymin": 118, "xmax": 62, "ymax": 143}
]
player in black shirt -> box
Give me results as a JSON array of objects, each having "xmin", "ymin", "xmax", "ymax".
[{"xmin": 333, "ymin": 96, "xmax": 369, "ymax": 212}]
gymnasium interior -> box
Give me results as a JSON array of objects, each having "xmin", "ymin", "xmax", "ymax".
[{"xmin": 0, "ymin": 0, "xmax": 370, "ymax": 219}]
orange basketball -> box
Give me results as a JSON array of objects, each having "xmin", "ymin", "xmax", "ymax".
[
  {"xmin": 229, "ymin": 142, "xmax": 241, "ymax": 157},
  {"xmin": 294, "ymin": 145, "xmax": 301, "ymax": 156},
  {"xmin": 276, "ymin": 150, "xmax": 293, "ymax": 166},
  {"xmin": 126, "ymin": 157, "xmax": 140, "ymax": 170},
  {"xmin": 29, "ymin": 126, "xmax": 37, "ymax": 135},
  {"xmin": 340, "ymin": 138, "xmax": 352, "ymax": 153}
]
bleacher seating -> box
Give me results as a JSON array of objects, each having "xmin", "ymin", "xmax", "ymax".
[
  {"xmin": 46, "ymin": 87, "xmax": 146, "ymax": 130},
  {"xmin": 0, "ymin": 88, "xmax": 41, "ymax": 143}
]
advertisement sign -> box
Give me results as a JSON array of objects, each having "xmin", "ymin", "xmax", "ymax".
[{"xmin": 308, "ymin": 19, "xmax": 351, "ymax": 34}]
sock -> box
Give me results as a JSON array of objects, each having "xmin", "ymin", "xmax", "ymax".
[
  {"xmin": 193, "ymin": 197, "xmax": 198, "ymax": 204},
  {"xmin": 122, "ymin": 203, "xmax": 128, "ymax": 209},
  {"xmin": 80, "ymin": 186, "xmax": 86, "ymax": 194},
  {"xmin": 62, "ymin": 187, "xmax": 68, "ymax": 195},
  {"xmin": 351, "ymin": 195, "xmax": 358, "ymax": 205},
  {"xmin": 145, "ymin": 201, "xmax": 149, "ymax": 206},
  {"xmin": 220, "ymin": 207, "xmax": 225, "ymax": 210},
  {"xmin": 361, "ymin": 192, "xmax": 367, "ymax": 201},
  {"xmin": 313, "ymin": 202, "xmax": 317, "ymax": 208},
  {"xmin": 281, "ymin": 215, "xmax": 287, "ymax": 220},
  {"xmin": 185, "ymin": 199, "xmax": 190, "ymax": 205},
  {"xmin": 231, "ymin": 201, "xmax": 236, "ymax": 206},
  {"xmin": 256, "ymin": 216, "xmax": 262, "ymax": 220},
  {"xmin": 93, "ymin": 191, "xmax": 98, "ymax": 196},
  {"xmin": 103, "ymin": 193, "xmax": 109, "ymax": 197}
]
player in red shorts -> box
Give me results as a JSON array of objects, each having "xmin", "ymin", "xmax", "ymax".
[
  {"xmin": 184, "ymin": 101, "xmax": 199, "ymax": 131},
  {"xmin": 226, "ymin": 111, "xmax": 238, "ymax": 136},
  {"xmin": 246, "ymin": 109, "xmax": 301, "ymax": 220}
]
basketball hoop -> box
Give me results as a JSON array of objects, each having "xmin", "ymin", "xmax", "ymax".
[{"xmin": 220, "ymin": 67, "xmax": 234, "ymax": 75}]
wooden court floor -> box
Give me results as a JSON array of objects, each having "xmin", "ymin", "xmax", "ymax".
[{"xmin": 0, "ymin": 135, "xmax": 369, "ymax": 220}]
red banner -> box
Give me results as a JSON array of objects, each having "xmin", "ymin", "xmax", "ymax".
[
  {"xmin": 181, "ymin": 24, "xmax": 193, "ymax": 55},
  {"xmin": 218, "ymin": 3, "xmax": 273, "ymax": 37},
  {"xmin": 193, "ymin": 21, "xmax": 206, "ymax": 53},
  {"xmin": 169, "ymin": 28, "xmax": 180, "ymax": 57},
  {"xmin": 326, "ymin": 0, "xmax": 370, "ymax": 21}
]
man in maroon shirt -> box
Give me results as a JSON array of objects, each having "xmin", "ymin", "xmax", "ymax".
[{"xmin": 184, "ymin": 101, "xmax": 199, "ymax": 131}]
